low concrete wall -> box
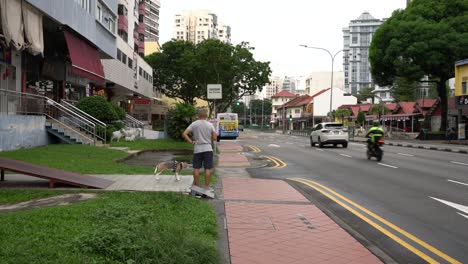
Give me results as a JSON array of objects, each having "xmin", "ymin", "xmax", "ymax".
[
  {"xmin": 0, "ymin": 114, "xmax": 50, "ymax": 152},
  {"xmin": 142, "ymin": 129, "xmax": 167, "ymax": 139}
]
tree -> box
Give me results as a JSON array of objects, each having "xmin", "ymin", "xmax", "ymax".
[
  {"xmin": 196, "ymin": 40, "xmax": 271, "ymax": 114},
  {"xmin": 249, "ymin": 99, "xmax": 272, "ymax": 124},
  {"xmin": 145, "ymin": 41, "xmax": 200, "ymax": 105},
  {"xmin": 357, "ymin": 111, "xmax": 366, "ymax": 126},
  {"xmin": 334, "ymin": 109, "xmax": 352, "ymax": 123},
  {"xmin": 145, "ymin": 39, "xmax": 272, "ymax": 115},
  {"xmin": 369, "ymin": 0, "xmax": 468, "ymax": 131},
  {"xmin": 392, "ymin": 77, "xmax": 418, "ymax": 102},
  {"xmin": 370, "ymin": 105, "xmax": 390, "ymax": 120},
  {"xmin": 166, "ymin": 103, "xmax": 197, "ymax": 141},
  {"xmin": 356, "ymin": 87, "xmax": 374, "ymax": 103}
]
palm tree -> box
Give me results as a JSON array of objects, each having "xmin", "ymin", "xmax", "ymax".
[{"xmin": 334, "ymin": 109, "xmax": 352, "ymax": 124}]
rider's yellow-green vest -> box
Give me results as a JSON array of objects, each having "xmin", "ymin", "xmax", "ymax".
[{"xmin": 367, "ymin": 126, "xmax": 384, "ymax": 143}]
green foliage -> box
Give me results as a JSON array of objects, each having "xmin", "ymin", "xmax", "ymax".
[
  {"xmin": 166, "ymin": 103, "xmax": 197, "ymax": 141},
  {"xmin": 334, "ymin": 109, "xmax": 352, "ymax": 122},
  {"xmin": 145, "ymin": 39, "xmax": 271, "ymax": 114},
  {"xmin": 111, "ymin": 104, "xmax": 126, "ymax": 120},
  {"xmin": 111, "ymin": 138, "xmax": 192, "ymax": 151},
  {"xmin": 231, "ymin": 101, "xmax": 246, "ymax": 115},
  {"xmin": 356, "ymin": 87, "xmax": 374, "ymax": 103},
  {"xmin": 370, "ymin": 105, "xmax": 391, "ymax": 118},
  {"xmin": 369, "ymin": 0, "xmax": 468, "ymax": 130},
  {"xmin": 0, "ymin": 192, "xmax": 218, "ymax": 263},
  {"xmin": 357, "ymin": 111, "xmax": 366, "ymax": 125},
  {"xmin": 76, "ymin": 96, "xmax": 119, "ymax": 123},
  {"xmin": 391, "ymin": 77, "xmax": 418, "ymax": 102}
]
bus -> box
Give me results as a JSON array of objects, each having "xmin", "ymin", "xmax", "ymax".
[{"xmin": 217, "ymin": 113, "xmax": 239, "ymax": 141}]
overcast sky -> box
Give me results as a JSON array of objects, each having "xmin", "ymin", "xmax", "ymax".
[{"xmin": 159, "ymin": 0, "xmax": 407, "ymax": 78}]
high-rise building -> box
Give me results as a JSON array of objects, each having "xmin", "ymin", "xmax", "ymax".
[
  {"xmin": 218, "ymin": 23, "xmax": 231, "ymax": 44},
  {"xmin": 144, "ymin": 0, "xmax": 160, "ymax": 43},
  {"xmin": 264, "ymin": 77, "xmax": 283, "ymax": 99},
  {"xmin": 342, "ymin": 12, "xmax": 383, "ymax": 95},
  {"xmin": 173, "ymin": 10, "xmax": 230, "ymax": 44}
]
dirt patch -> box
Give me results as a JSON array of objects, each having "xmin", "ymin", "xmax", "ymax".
[{"xmin": 0, "ymin": 193, "xmax": 98, "ymax": 213}]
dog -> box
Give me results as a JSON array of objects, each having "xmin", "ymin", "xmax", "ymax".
[
  {"xmin": 153, "ymin": 161, "xmax": 189, "ymax": 181},
  {"xmin": 111, "ymin": 130, "xmax": 123, "ymax": 142},
  {"xmin": 125, "ymin": 135, "xmax": 136, "ymax": 141}
]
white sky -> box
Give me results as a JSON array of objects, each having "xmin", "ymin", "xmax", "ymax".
[{"xmin": 159, "ymin": 0, "xmax": 407, "ymax": 78}]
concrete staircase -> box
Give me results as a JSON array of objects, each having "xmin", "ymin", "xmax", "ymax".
[{"xmin": 45, "ymin": 119, "xmax": 104, "ymax": 146}]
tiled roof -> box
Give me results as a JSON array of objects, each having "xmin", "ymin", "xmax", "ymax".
[
  {"xmin": 399, "ymin": 102, "xmax": 417, "ymax": 114},
  {"xmin": 359, "ymin": 104, "xmax": 372, "ymax": 113},
  {"xmin": 271, "ymin": 90, "xmax": 296, "ymax": 98},
  {"xmin": 385, "ymin": 103, "xmax": 399, "ymax": 112},
  {"xmin": 416, "ymin": 99, "xmax": 437, "ymax": 108},
  {"xmin": 283, "ymin": 95, "xmax": 312, "ymax": 108},
  {"xmin": 351, "ymin": 106, "xmax": 360, "ymax": 116},
  {"xmin": 310, "ymin": 88, "xmax": 330, "ymax": 99}
]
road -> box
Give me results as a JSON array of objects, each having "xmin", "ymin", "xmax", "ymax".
[{"xmin": 235, "ymin": 130, "xmax": 468, "ymax": 264}]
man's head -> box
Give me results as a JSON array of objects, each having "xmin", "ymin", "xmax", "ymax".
[
  {"xmin": 197, "ymin": 108, "xmax": 208, "ymax": 119},
  {"xmin": 372, "ymin": 120, "xmax": 380, "ymax": 127}
]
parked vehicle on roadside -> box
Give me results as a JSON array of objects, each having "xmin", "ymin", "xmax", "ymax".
[{"xmin": 310, "ymin": 122, "xmax": 348, "ymax": 148}]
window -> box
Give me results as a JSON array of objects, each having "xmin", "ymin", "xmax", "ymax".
[
  {"xmin": 108, "ymin": 17, "xmax": 115, "ymax": 33},
  {"xmin": 295, "ymin": 109, "xmax": 300, "ymax": 114},
  {"xmin": 121, "ymin": 53, "xmax": 127, "ymax": 64},
  {"xmin": 463, "ymin": 81, "xmax": 467, "ymax": 94},
  {"xmin": 128, "ymin": 58, "xmax": 133, "ymax": 69},
  {"xmin": 76, "ymin": 0, "xmax": 91, "ymax": 13},
  {"xmin": 139, "ymin": 15, "xmax": 144, "ymax": 23},
  {"xmin": 118, "ymin": 4, "xmax": 127, "ymax": 16},
  {"xmin": 96, "ymin": 5, "xmax": 102, "ymax": 21},
  {"xmin": 139, "ymin": 67, "xmax": 143, "ymax": 76},
  {"xmin": 117, "ymin": 49, "xmax": 122, "ymax": 61}
]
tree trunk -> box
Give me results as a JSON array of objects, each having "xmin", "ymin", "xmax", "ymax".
[{"xmin": 437, "ymin": 80, "xmax": 448, "ymax": 132}]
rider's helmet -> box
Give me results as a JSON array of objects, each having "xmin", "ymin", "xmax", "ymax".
[{"xmin": 372, "ymin": 120, "xmax": 380, "ymax": 127}]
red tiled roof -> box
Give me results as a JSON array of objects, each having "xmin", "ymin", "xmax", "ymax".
[
  {"xmin": 398, "ymin": 102, "xmax": 417, "ymax": 114},
  {"xmin": 351, "ymin": 106, "xmax": 360, "ymax": 116},
  {"xmin": 283, "ymin": 95, "xmax": 312, "ymax": 107},
  {"xmin": 359, "ymin": 104, "xmax": 372, "ymax": 113},
  {"xmin": 416, "ymin": 99, "xmax": 437, "ymax": 108},
  {"xmin": 385, "ymin": 103, "xmax": 399, "ymax": 112},
  {"xmin": 310, "ymin": 88, "xmax": 330, "ymax": 99},
  {"xmin": 271, "ymin": 90, "xmax": 296, "ymax": 98}
]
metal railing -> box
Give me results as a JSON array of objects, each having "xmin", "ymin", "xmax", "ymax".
[
  {"xmin": 288, "ymin": 130, "xmax": 311, "ymax": 137},
  {"xmin": 0, "ymin": 89, "xmax": 99, "ymax": 145},
  {"xmin": 61, "ymin": 100, "xmax": 107, "ymax": 143},
  {"xmin": 125, "ymin": 114, "xmax": 145, "ymax": 136}
]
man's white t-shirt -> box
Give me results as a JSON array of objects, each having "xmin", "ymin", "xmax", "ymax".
[{"xmin": 186, "ymin": 120, "xmax": 216, "ymax": 153}]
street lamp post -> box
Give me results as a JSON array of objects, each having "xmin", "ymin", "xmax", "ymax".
[{"xmin": 299, "ymin": 45, "xmax": 343, "ymax": 121}]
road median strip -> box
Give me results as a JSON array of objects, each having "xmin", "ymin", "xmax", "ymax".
[{"xmin": 289, "ymin": 178, "xmax": 461, "ymax": 264}]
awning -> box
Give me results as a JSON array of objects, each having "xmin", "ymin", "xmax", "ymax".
[{"xmin": 64, "ymin": 30, "xmax": 105, "ymax": 85}]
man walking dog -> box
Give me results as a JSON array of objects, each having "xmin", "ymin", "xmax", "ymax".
[{"xmin": 182, "ymin": 108, "xmax": 218, "ymax": 193}]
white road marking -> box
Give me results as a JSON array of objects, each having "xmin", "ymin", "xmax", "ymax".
[
  {"xmin": 458, "ymin": 213, "xmax": 468, "ymax": 219},
  {"xmin": 268, "ymin": 144, "xmax": 280, "ymax": 148},
  {"xmin": 397, "ymin": 153, "xmax": 415, "ymax": 157},
  {"xmin": 450, "ymin": 161, "xmax": 468, "ymax": 166},
  {"xmin": 316, "ymin": 149, "xmax": 324, "ymax": 152},
  {"xmin": 447, "ymin": 179, "xmax": 468, "ymax": 187},
  {"xmin": 340, "ymin": 154, "xmax": 352, "ymax": 158},
  {"xmin": 378, "ymin": 163, "xmax": 398, "ymax": 169},
  {"xmin": 430, "ymin": 197, "xmax": 468, "ymax": 217}
]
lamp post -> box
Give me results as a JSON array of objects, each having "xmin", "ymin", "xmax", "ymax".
[{"xmin": 299, "ymin": 45, "xmax": 343, "ymax": 121}]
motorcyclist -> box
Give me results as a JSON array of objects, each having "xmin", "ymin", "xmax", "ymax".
[{"xmin": 366, "ymin": 120, "xmax": 384, "ymax": 151}]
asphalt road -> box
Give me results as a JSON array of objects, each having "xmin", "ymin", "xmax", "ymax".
[{"xmin": 236, "ymin": 130, "xmax": 468, "ymax": 264}]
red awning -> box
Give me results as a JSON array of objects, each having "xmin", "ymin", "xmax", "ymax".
[{"xmin": 64, "ymin": 30, "xmax": 105, "ymax": 85}]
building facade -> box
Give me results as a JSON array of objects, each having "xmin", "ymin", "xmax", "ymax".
[
  {"xmin": 264, "ymin": 77, "xmax": 283, "ymax": 99},
  {"xmin": 305, "ymin": 71, "xmax": 344, "ymax": 96},
  {"xmin": 173, "ymin": 10, "xmax": 230, "ymax": 44},
  {"xmin": 343, "ymin": 12, "xmax": 383, "ymax": 95},
  {"xmin": 218, "ymin": 23, "xmax": 231, "ymax": 44}
]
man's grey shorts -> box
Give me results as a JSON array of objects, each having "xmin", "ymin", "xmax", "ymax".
[{"xmin": 193, "ymin": 151, "xmax": 213, "ymax": 169}]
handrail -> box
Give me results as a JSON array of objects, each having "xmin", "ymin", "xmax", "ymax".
[
  {"xmin": 126, "ymin": 114, "xmax": 144, "ymax": 126},
  {"xmin": 61, "ymin": 100, "xmax": 107, "ymax": 127},
  {"xmin": 46, "ymin": 99, "xmax": 96, "ymax": 127}
]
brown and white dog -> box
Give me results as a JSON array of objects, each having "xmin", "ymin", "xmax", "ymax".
[{"xmin": 153, "ymin": 161, "xmax": 189, "ymax": 181}]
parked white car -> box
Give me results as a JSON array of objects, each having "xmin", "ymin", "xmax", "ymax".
[{"xmin": 310, "ymin": 122, "xmax": 348, "ymax": 148}]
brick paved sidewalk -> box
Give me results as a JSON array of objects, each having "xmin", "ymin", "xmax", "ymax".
[{"xmin": 222, "ymin": 177, "xmax": 382, "ymax": 264}]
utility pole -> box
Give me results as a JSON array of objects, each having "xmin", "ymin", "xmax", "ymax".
[{"xmin": 261, "ymin": 97, "xmax": 264, "ymax": 129}]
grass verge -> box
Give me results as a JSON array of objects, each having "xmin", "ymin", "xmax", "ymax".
[
  {"xmin": 0, "ymin": 192, "xmax": 218, "ymax": 264},
  {"xmin": 0, "ymin": 189, "xmax": 74, "ymax": 205},
  {"xmin": 110, "ymin": 138, "xmax": 193, "ymax": 151}
]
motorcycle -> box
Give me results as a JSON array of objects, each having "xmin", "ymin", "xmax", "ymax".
[{"xmin": 367, "ymin": 138, "xmax": 384, "ymax": 161}]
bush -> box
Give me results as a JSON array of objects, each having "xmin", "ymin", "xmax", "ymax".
[
  {"xmin": 166, "ymin": 103, "xmax": 197, "ymax": 141},
  {"xmin": 111, "ymin": 104, "xmax": 126, "ymax": 120},
  {"xmin": 76, "ymin": 96, "xmax": 122, "ymax": 123}
]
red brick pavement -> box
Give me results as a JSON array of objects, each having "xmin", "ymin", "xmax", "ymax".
[
  {"xmin": 218, "ymin": 143, "xmax": 244, "ymax": 152},
  {"xmin": 218, "ymin": 154, "xmax": 249, "ymax": 163},
  {"xmin": 223, "ymin": 177, "xmax": 382, "ymax": 264}
]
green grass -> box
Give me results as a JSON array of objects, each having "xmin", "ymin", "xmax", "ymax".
[
  {"xmin": 0, "ymin": 189, "xmax": 74, "ymax": 205},
  {"xmin": 0, "ymin": 145, "xmax": 152, "ymax": 174},
  {"xmin": 0, "ymin": 192, "xmax": 218, "ymax": 264},
  {"xmin": 111, "ymin": 138, "xmax": 193, "ymax": 151}
]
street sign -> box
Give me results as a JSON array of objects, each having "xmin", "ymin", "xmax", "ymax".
[{"xmin": 207, "ymin": 84, "xmax": 222, "ymax": 99}]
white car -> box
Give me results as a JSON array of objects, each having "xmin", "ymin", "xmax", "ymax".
[{"xmin": 310, "ymin": 122, "xmax": 348, "ymax": 148}]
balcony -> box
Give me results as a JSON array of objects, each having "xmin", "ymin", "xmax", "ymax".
[
  {"xmin": 138, "ymin": 2, "xmax": 146, "ymax": 15},
  {"xmin": 138, "ymin": 23, "xmax": 145, "ymax": 34}
]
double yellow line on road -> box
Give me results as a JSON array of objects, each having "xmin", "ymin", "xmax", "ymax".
[
  {"xmin": 246, "ymin": 145, "xmax": 261, "ymax": 152},
  {"xmin": 265, "ymin": 156, "xmax": 287, "ymax": 169},
  {"xmin": 289, "ymin": 178, "xmax": 461, "ymax": 264}
]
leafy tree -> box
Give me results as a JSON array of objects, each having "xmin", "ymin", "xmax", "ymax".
[
  {"xmin": 369, "ymin": 0, "xmax": 468, "ymax": 131},
  {"xmin": 357, "ymin": 111, "xmax": 366, "ymax": 126},
  {"xmin": 391, "ymin": 77, "xmax": 418, "ymax": 102},
  {"xmin": 370, "ymin": 105, "xmax": 390, "ymax": 120},
  {"xmin": 356, "ymin": 87, "xmax": 374, "ymax": 103},
  {"xmin": 76, "ymin": 96, "xmax": 119, "ymax": 123},
  {"xmin": 146, "ymin": 39, "xmax": 271, "ymax": 115},
  {"xmin": 145, "ymin": 41, "xmax": 200, "ymax": 105},
  {"xmin": 231, "ymin": 101, "xmax": 246, "ymax": 116},
  {"xmin": 166, "ymin": 103, "xmax": 197, "ymax": 141},
  {"xmin": 334, "ymin": 109, "xmax": 352, "ymax": 123}
]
